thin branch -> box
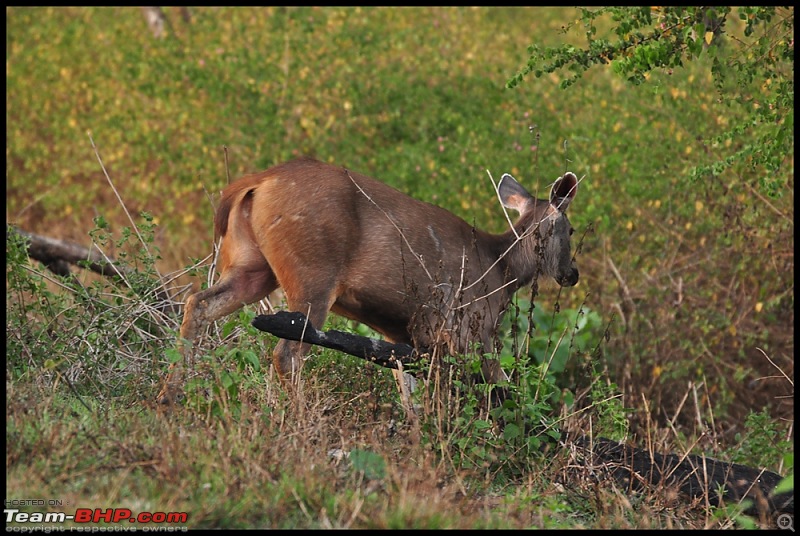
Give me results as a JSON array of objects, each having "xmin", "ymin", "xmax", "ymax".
[
  {"xmin": 487, "ymin": 169, "xmax": 520, "ymax": 240},
  {"xmin": 453, "ymin": 278, "xmax": 519, "ymax": 311},
  {"xmin": 87, "ymin": 132, "xmax": 163, "ymax": 280},
  {"xmin": 756, "ymin": 347, "xmax": 793, "ymax": 387},
  {"xmin": 345, "ymin": 169, "xmax": 433, "ymax": 281}
]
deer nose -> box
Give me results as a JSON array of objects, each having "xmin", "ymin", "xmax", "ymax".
[{"xmin": 558, "ymin": 267, "xmax": 579, "ymax": 287}]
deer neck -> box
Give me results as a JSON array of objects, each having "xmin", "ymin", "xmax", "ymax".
[{"xmin": 493, "ymin": 212, "xmax": 546, "ymax": 289}]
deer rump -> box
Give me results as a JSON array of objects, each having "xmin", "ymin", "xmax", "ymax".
[{"xmin": 163, "ymin": 156, "xmax": 577, "ymax": 403}]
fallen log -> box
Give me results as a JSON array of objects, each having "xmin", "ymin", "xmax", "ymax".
[
  {"xmin": 7, "ymin": 224, "xmax": 179, "ymax": 315},
  {"xmin": 252, "ymin": 311, "xmax": 419, "ymax": 370},
  {"xmin": 8, "ymin": 224, "xmax": 126, "ymax": 278},
  {"xmin": 252, "ymin": 310, "xmax": 794, "ymax": 519},
  {"xmin": 571, "ymin": 435, "xmax": 793, "ymax": 518}
]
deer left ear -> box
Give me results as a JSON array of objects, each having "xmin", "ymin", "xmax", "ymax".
[{"xmin": 550, "ymin": 172, "xmax": 578, "ymax": 212}]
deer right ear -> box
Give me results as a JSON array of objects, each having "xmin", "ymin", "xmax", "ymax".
[
  {"xmin": 498, "ymin": 173, "xmax": 534, "ymax": 214},
  {"xmin": 550, "ymin": 172, "xmax": 578, "ymax": 212}
]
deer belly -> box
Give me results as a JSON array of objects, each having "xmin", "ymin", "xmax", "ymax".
[{"xmin": 331, "ymin": 287, "xmax": 416, "ymax": 344}]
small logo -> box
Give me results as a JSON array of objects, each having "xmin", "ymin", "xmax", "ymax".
[{"xmin": 777, "ymin": 513, "xmax": 794, "ymax": 532}]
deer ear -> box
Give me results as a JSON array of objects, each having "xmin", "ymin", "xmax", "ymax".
[
  {"xmin": 498, "ymin": 173, "xmax": 533, "ymax": 214},
  {"xmin": 550, "ymin": 172, "xmax": 578, "ymax": 212}
]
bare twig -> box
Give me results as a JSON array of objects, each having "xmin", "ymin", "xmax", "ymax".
[
  {"xmin": 345, "ymin": 169, "xmax": 434, "ymax": 281},
  {"xmin": 223, "ymin": 145, "xmax": 231, "ymax": 185},
  {"xmin": 87, "ymin": 132, "xmax": 163, "ymax": 280},
  {"xmin": 756, "ymin": 347, "xmax": 793, "ymax": 387},
  {"xmin": 487, "ymin": 169, "xmax": 520, "ymax": 240}
]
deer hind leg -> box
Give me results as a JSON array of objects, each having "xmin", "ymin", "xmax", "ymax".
[{"xmin": 156, "ymin": 267, "xmax": 277, "ymax": 406}]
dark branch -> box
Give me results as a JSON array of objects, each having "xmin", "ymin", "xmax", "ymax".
[
  {"xmin": 8, "ymin": 224, "xmax": 126, "ymax": 278},
  {"xmin": 7, "ymin": 224, "xmax": 179, "ymax": 315},
  {"xmin": 573, "ymin": 435, "xmax": 793, "ymax": 517},
  {"xmin": 251, "ymin": 311, "xmax": 420, "ymax": 370}
]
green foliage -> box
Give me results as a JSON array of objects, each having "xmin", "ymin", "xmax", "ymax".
[
  {"xmin": 502, "ymin": 5, "xmax": 793, "ymax": 439},
  {"xmin": 184, "ymin": 308, "xmax": 271, "ymax": 420},
  {"xmin": 6, "ymin": 217, "xmax": 173, "ymax": 396},
  {"xmin": 6, "ymin": 228, "xmax": 65, "ymax": 381},
  {"xmin": 499, "ymin": 295, "xmax": 602, "ymax": 377},
  {"xmin": 708, "ymin": 500, "xmax": 758, "ymax": 530},
  {"xmin": 589, "ymin": 372, "xmax": 629, "ymax": 441},
  {"xmin": 507, "ymin": 6, "xmax": 793, "ymax": 197},
  {"xmin": 729, "ymin": 410, "xmax": 793, "ymax": 472},
  {"xmin": 414, "ymin": 348, "xmax": 557, "ymax": 481},
  {"xmin": 349, "ymin": 448, "xmax": 387, "ymax": 481},
  {"xmin": 414, "ymin": 299, "xmax": 605, "ymax": 480}
]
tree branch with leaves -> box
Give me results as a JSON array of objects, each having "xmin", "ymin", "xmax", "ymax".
[{"xmin": 507, "ymin": 7, "xmax": 793, "ymax": 197}]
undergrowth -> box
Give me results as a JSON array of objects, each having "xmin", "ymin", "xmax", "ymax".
[{"xmin": 6, "ymin": 202, "xmax": 792, "ymax": 528}]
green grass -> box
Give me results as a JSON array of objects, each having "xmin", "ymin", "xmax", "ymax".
[{"xmin": 6, "ymin": 6, "xmax": 793, "ymax": 529}]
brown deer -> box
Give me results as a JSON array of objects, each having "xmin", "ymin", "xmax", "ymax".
[{"xmin": 157, "ymin": 157, "xmax": 579, "ymax": 405}]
